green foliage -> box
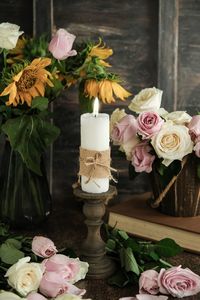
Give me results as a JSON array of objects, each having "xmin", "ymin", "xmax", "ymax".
[
  {"xmin": 105, "ymin": 226, "xmax": 183, "ymax": 287},
  {"xmin": 2, "ymin": 110, "xmax": 60, "ymax": 175}
]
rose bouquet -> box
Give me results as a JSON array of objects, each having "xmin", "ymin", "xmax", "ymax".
[
  {"xmin": 0, "ymin": 229, "xmax": 90, "ymax": 300},
  {"xmin": 110, "ymin": 87, "xmax": 200, "ymax": 216}
]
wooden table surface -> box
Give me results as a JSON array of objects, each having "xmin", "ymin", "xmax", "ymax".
[{"xmin": 19, "ymin": 190, "xmax": 200, "ymax": 300}]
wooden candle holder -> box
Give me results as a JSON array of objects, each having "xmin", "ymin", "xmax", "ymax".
[{"xmin": 73, "ymin": 185, "xmax": 117, "ymax": 279}]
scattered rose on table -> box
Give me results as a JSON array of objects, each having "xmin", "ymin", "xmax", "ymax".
[
  {"xmin": 158, "ymin": 265, "xmax": 200, "ymax": 298},
  {"xmin": 32, "ymin": 236, "xmax": 58, "ymax": 258},
  {"xmin": 0, "ymin": 291, "xmax": 27, "ymax": 300},
  {"xmin": 139, "ymin": 270, "xmax": 159, "ymax": 295},
  {"xmin": 42, "ymin": 254, "xmax": 89, "ymax": 284},
  {"xmin": 5, "ymin": 256, "xmax": 44, "ymax": 296}
]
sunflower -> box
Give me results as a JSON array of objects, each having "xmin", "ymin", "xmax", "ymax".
[
  {"xmin": 0, "ymin": 58, "xmax": 53, "ymax": 107},
  {"xmin": 84, "ymin": 79, "xmax": 132, "ymax": 104},
  {"xmin": 89, "ymin": 40, "xmax": 113, "ymax": 67}
]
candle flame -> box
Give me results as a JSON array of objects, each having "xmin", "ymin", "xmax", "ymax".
[{"xmin": 93, "ymin": 97, "xmax": 99, "ymax": 116}]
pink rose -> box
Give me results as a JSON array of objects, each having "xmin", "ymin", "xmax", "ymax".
[
  {"xmin": 188, "ymin": 115, "xmax": 200, "ymax": 142},
  {"xmin": 27, "ymin": 292, "xmax": 47, "ymax": 300},
  {"xmin": 136, "ymin": 296, "xmax": 168, "ymax": 300},
  {"xmin": 139, "ymin": 270, "xmax": 159, "ymax": 295},
  {"xmin": 137, "ymin": 112, "xmax": 164, "ymax": 139},
  {"xmin": 158, "ymin": 266, "xmax": 200, "ymax": 298},
  {"xmin": 132, "ymin": 143, "xmax": 155, "ymax": 173},
  {"xmin": 32, "ymin": 236, "xmax": 57, "ymax": 258},
  {"xmin": 39, "ymin": 271, "xmax": 86, "ymax": 298},
  {"xmin": 42, "ymin": 254, "xmax": 88, "ymax": 284},
  {"xmin": 194, "ymin": 141, "xmax": 200, "ymax": 158},
  {"xmin": 48, "ymin": 28, "xmax": 77, "ymax": 60},
  {"xmin": 111, "ymin": 115, "xmax": 138, "ymax": 144}
]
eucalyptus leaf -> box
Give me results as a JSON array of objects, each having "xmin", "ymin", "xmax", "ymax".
[
  {"xmin": 2, "ymin": 115, "xmax": 60, "ymax": 175},
  {"xmin": 155, "ymin": 238, "xmax": 183, "ymax": 257},
  {"xmin": 0, "ymin": 243, "xmax": 24, "ymax": 265}
]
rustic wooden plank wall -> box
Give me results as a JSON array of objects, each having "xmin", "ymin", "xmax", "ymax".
[{"xmin": 52, "ymin": 0, "xmax": 158, "ymax": 203}]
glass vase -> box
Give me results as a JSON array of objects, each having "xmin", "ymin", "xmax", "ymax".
[{"xmin": 0, "ymin": 141, "xmax": 52, "ymax": 228}]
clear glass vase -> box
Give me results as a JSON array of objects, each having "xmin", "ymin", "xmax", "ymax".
[{"xmin": 0, "ymin": 141, "xmax": 52, "ymax": 228}]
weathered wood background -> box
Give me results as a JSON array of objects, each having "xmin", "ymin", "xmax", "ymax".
[{"xmin": 0, "ymin": 0, "xmax": 200, "ymax": 201}]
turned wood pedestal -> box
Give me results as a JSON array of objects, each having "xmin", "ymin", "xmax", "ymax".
[{"xmin": 73, "ymin": 185, "xmax": 117, "ymax": 279}]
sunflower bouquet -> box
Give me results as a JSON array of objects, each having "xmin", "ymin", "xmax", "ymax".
[{"xmin": 0, "ymin": 22, "xmax": 131, "ymax": 175}]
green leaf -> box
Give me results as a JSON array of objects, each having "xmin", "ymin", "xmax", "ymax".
[
  {"xmin": 5, "ymin": 238, "xmax": 22, "ymax": 250},
  {"xmin": 124, "ymin": 238, "xmax": 140, "ymax": 253},
  {"xmin": 118, "ymin": 230, "xmax": 129, "ymax": 241},
  {"xmin": 155, "ymin": 238, "xmax": 183, "ymax": 258},
  {"xmin": 0, "ymin": 243, "xmax": 24, "ymax": 265},
  {"xmin": 106, "ymin": 239, "xmax": 116, "ymax": 252},
  {"xmin": 122, "ymin": 248, "xmax": 140, "ymax": 275},
  {"xmin": 31, "ymin": 96, "xmax": 48, "ymax": 111},
  {"xmin": 2, "ymin": 115, "xmax": 60, "ymax": 175},
  {"xmin": 149, "ymin": 251, "xmax": 159, "ymax": 261},
  {"xmin": 107, "ymin": 269, "xmax": 130, "ymax": 287}
]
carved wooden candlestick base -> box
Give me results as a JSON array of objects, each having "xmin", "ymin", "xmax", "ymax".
[{"xmin": 73, "ymin": 185, "xmax": 117, "ymax": 279}]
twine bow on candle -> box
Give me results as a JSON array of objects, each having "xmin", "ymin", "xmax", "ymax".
[{"xmin": 79, "ymin": 147, "xmax": 117, "ymax": 185}]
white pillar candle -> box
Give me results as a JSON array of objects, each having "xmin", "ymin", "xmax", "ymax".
[{"xmin": 80, "ymin": 98, "xmax": 110, "ymax": 193}]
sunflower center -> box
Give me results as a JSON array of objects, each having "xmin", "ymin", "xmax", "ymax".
[{"xmin": 16, "ymin": 70, "xmax": 37, "ymax": 91}]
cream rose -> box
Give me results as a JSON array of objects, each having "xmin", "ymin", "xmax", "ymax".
[
  {"xmin": 5, "ymin": 257, "xmax": 44, "ymax": 296},
  {"xmin": 129, "ymin": 87, "xmax": 163, "ymax": 113},
  {"xmin": 0, "ymin": 22, "xmax": 23, "ymax": 50},
  {"xmin": 55, "ymin": 294, "xmax": 92, "ymax": 300},
  {"xmin": 0, "ymin": 291, "xmax": 26, "ymax": 300},
  {"xmin": 164, "ymin": 111, "xmax": 192, "ymax": 125},
  {"xmin": 151, "ymin": 122, "xmax": 193, "ymax": 166},
  {"xmin": 110, "ymin": 108, "xmax": 126, "ymax": 133}
]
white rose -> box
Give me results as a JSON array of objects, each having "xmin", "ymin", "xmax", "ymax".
[
  {"xmin": 164, "ymin": 111, "xmax": 192, "ymax": 125},
  {"xmin": 151, "ymin": 122, "xmax": 193, "ymax": 166},
  {"xmin": 129, "ymin": 87, "xmax": 163, "ymax": 113},
  {"xmin": 119, "ymin": 136, "xmax": 140, "ymax": 160},
  {"xmin": 5, "ymin": 257, "xmax": 44, "ymax": 296},
  {"xmin": 70, "ymin": 259, "xmax": 89, "ymax": 284},
  {"xmin": 55, "ymin": 294, "xmax": 92, "ymax": 300},
  {"xmin": 0, "ymin": 291, "xmax": 26, "ymax": 300},
  {"xmin": 110, "ymin": 108, "xmax": 126, "ymax": 133},
  {"xmin": 0, "ymin": 22, "xmax": 23, "ymax": 50}
]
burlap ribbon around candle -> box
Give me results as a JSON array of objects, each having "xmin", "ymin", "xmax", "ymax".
[{"xmin": 78, "ymin": 147, "xmax": 117, "ymax": 184}]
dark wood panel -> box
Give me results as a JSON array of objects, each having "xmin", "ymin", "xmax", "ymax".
[
  {"xmin": 54, "ymin": 0, "xmax": 158, "ymax": 94},
  {"xmin": 178, "ymin": 0, "xmax": 200, "ymax": 114},
  {"xmin": 0, "ymin": 0, "xmax": 33, "ymax": 35},
  {"xmin": 52, "ymin": 0, "xmax": 158, "ymax": 202},
  {"xmin": 158, "ymin": 0, "xmax": 179, "ymax": 111}
]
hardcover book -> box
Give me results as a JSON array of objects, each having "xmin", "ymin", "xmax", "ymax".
[{"xmin": 108, "ymin": 192, "xmax": 200, "ymax": 254}]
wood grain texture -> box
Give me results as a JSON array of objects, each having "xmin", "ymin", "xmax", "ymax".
[
  {"xmin": 0, "ymin": 0, "xmax": 33, "ymax": 35},
  {"xmin": 178, "ymin": 0, "xmax": 200, "ymax": 114},
  {"xmin": 33, "ymin": 0, "xmax": 53, "ymax": 37},
  {"xmin": 158, "ymin": 0, "xmax": 179, "ymax": 110},
  {"xmin": 52, "ymin": 0, "xmax": 158, "ymax": 205}
]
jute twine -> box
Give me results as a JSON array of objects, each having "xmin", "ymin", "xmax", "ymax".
[
  {"xmin": 150, "ymin": 157, "xmax": 187, "ymax": 208},
  {"xmin": 78, "ymin": 147, "xmax": 117, "ymax": 184}
]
